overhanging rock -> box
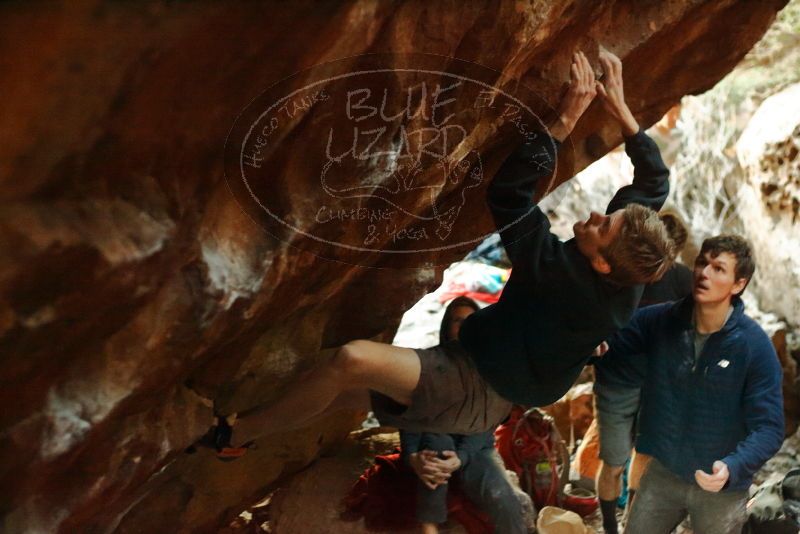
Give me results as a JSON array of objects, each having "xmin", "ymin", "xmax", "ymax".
[{"xmin": 0, "ymin": 1, "xmax": 788, "ymax": 532}]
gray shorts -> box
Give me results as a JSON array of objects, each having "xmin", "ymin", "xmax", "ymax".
[
  {"xmin": 594, "ymin": 383, "xmax": 641, "ymax": 466},
  {"xmin": 370, "ymin": 341, "xmax": 512, "ymax": 434}
]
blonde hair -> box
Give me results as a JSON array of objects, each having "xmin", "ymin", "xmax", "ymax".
[{"xmin": 601, "ymin": 204, "xmax": 676, "ymax": 286}]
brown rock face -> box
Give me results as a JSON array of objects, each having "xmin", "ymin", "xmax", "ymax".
[{"xmin": 0, "ymin": 1, "xmax": 787, "ymax": 532}]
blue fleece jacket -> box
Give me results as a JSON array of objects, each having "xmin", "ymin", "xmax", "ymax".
[{"xmin": 600, "ymin": 297, "xmax": 784, "ymax": 491}]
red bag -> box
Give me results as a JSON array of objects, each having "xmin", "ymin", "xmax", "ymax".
[
  {"xmin": 341, "ymin": 453, "xmax": 419, "ymax": 531},
  {"xmin": 495, "ymin": 406, "xmax": 570, "ymax": 510},
  {"xmin": 342, "ymin": 453, "xmax": 493, "ymax": 533}
]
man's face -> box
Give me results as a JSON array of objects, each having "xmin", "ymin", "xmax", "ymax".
[
  {"xmin": 693, "ymin": 251, "xmax": 747, "ymax": 305},
  {"xmin": 574, "ymin": 209, "xmax": 625, "ymax": 269}
]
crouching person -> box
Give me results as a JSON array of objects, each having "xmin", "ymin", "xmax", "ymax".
[
  {"xmin": 402, "ymin": 429, "xmax": 527, "ymax": 534},
  {"xmin": 401, "ymin": 297, "xmax": 528, "ymax": 534},
  {"xmin": 600, "ymin": 235, "xmax": 784, "ymax": 534}
]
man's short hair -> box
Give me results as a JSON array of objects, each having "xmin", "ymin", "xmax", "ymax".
[
  {"xmin": 659, "ymin": 211, "xmax": 689, "ymax": 253},
  {"xmin": 698, "ymin": 234, "xmax": 756, "ymax": 294},
  {"xmin": 600, "ymin": 203, "xmax": 676, "ymax": 286}
]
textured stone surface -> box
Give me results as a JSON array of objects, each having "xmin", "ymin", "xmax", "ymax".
[
  {"xmin": 737, "ymin": 82, "xmax": 800, "ymax": 329},
  {"xmin": 0, "ymin": 1, "xmax": 788, "ymax": 532}
]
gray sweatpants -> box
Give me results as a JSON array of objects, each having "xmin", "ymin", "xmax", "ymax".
[{"xmin": 625, "ymin": 458, "xmax": 747, "ymax": 534}]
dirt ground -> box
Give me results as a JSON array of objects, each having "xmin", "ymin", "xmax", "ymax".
[{"xmin": 224, "ymin": 429, "xmax": 609, "ymax": 533}]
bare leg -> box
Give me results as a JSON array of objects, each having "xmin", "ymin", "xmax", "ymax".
[
  {"xmin": 255, "ymin": 388, "xmax": 371, "ymax": 434},
  {"xmin": 234, "ymin": 340, "xmax": 420, "ymax": 443},
  {"xmin": 597, "ymin": 461, "xmax": 626, "ymax": 501}
]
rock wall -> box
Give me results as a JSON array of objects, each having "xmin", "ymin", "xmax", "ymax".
[
  {"xmin": 737, "ymin": 83, "xmax": 800, "ymax": 329},
  {"xmin": 0, "ymin": 1, "xmax": 787, "ymax": 532},
  {"xmin": 647, "ymin": 0, "xmax": 800, "ymax": 331}
]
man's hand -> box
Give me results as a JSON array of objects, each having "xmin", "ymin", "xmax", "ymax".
[
  {"xmin": 408, "ymin": 451, "xmax": 440, "ymax": 490},
  {"xmin": 596, "ymin": 49, "xmax": 639, "ymax": 137},
  {"xmin": 433, "ymin": 450, "xmax": 462, "ymax": 473},
  {"xmin": 409, "ymin": 450, "xmax": 461, "ymax": 490},
  {"xmin": 592, "ymin": 341, "xmax": 610, "ymax": 358},
  {"xmin": 549, "ymin": 51, "xmax": 598, "ymax": 142},
  {"xmin": 694, "ymin": 460, "xmax": 730, "ymax": 492}
]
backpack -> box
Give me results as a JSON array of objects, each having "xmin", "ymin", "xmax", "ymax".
[{"xmin": 495, "ymin": 406, "xmax": 570, "ymax": 510}]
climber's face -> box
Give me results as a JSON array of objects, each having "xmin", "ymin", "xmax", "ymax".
[{"xmin": 574, "ymin": 209, "xmax": 624, "ymax": 274}]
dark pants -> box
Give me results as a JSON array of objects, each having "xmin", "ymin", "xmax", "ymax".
[
  {"xmin": 625, "ymin": 458, "xmax": 747, "ymax": 534},
  {"xmin": 415, "ymin": 434, "xmax": 453, "ymax": 524},
  {"xmin": 415, "ymin": 434, "xmax": 526, "ymax": 533}
]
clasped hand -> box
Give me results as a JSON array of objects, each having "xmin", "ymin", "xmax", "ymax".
[{"xmin": 409, "ymin": 450, "xmax": 462, "ymax": 490}]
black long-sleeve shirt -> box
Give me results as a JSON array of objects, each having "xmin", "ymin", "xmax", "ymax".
[
  {"xmin": 459, "ymin": 130, "xmax": 670, "ymax": 406},
  {"xmin": 594, "ymin": 262, "xmax": 693, "ymax": 388}
]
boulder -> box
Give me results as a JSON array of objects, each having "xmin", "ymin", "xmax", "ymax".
[{"xmin": 737, "ymin": 82, "xmax": 800, "ymax": 329}]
